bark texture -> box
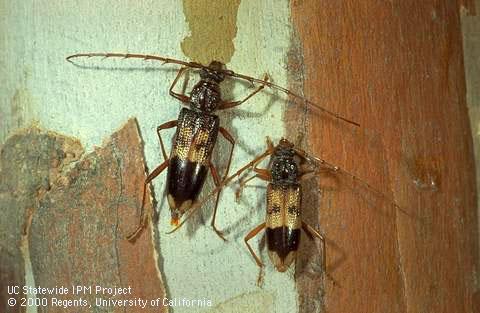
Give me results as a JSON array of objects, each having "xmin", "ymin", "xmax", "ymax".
[
  {"xmin": 288, "ymin": 1, "xmax": 479, "ymax": 313},
  {"xmin": 0, "ymin": 120, "xmax": 167, "ymax": 313}
]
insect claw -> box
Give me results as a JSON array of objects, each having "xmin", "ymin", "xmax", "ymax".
[{"xmin": 256, "ymin": 266, "xmax": 265, "ymax": 287}]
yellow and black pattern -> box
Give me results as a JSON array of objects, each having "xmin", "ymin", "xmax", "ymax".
[
  {"xmin": 171, "ymin": 108, "xmax": 219, "ymax": 165},
  {"xmin": 266, "ymin": 183, "xmax": 302, "ymax": 230}
]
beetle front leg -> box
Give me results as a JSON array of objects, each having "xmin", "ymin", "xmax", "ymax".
[
  {"xmin": 169, "ymin": 67, "xmax": 190, "ymax": 103},
  {"xmin": 218, "ymin": 74, "xmax": 269, "ymax": 110},
  {"xmin": 235, "ymin": 168, "xmax": 271, "ymax": 202}
]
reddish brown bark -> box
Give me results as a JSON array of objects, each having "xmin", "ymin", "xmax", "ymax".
[
  {"xmin": 0, "ymin": 120, "xmax": 166, "ymax": 313},
  {"xmin": 289, "ymin": 1, "xmax": 479, "ymax": 313}
]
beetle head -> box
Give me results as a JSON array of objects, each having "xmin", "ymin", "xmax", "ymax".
[{"xmin": 200, "ymin": 61, "xmax": 226, "ymax": 83}]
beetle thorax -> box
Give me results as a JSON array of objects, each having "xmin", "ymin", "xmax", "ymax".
[
  {"xmin": 190, "ymin": 80, "xmax": 222, "ymax": 113},
  {"xmin": 271, "ymin": 151, "xmax": 298, "ymax": 184}
]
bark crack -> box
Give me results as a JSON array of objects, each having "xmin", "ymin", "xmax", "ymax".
[{"xmin": 111, "ymin": 140, "xmax": 127, "ymax": 313}]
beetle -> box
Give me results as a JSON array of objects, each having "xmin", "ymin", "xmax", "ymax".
[
  {"xmin": 66, "ymin": 53, "xmax": 360, "ymax": 241},
  {"xmin": 170, "ymin": 137, "xmax": 402, "ymax": 282},
  {"xmin": 240, "ymin": 138, "xmax": 325, "ymax": 273}
]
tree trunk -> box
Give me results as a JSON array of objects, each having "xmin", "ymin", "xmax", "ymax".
[{"xmin": 289, "ymin": 1, "xmax": 479, "ymax": 313}]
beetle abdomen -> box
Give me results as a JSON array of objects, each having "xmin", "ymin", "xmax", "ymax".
[
  {"xmin": 266, "ymin": 227, "xmax": 301, "ymax": 272},
  {"xmin": 167, "ymin": 156, "xmax": 208, "ymax": 217}
]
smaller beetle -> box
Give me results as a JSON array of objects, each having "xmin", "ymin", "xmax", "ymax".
[
  {"xmin": 238, "ymin": 138, "xmax": 326, "ymax": 274},
  {"xmin": 170, "ymin": 137, "xmax": 402, "ymax": 282}
]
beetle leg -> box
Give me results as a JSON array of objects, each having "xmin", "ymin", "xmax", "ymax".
[
  {"xmin": 253, "ymin": 167, "xmax": 271, "ymax": 177},
  {"xmin": 167, "ymin": 149, "xmax": 273, "ymax": 235},
  {"xmin": 235, "ymin": 169, "xmax": 271, "ymax": 201},
  {"xmin": 208, "ymin": 162, "xmax": 227, "ymax": 241},
  {"xmin": 257, "ymin": 265, "xmax": 265, "ymax": 287},
  {"xmin": 157, "ymin": 120, "xmax": 177, "ymax": 161},
  {"xmin": 218, "ymin": 74, "xmax": 269, "ymax": 110},
  {"xmin": 206, "ymin": 127, "xmax": 235, "ymax": 241},
  {"xmin": 218, "ymin": 127, "xmax": 235, "ymax": 181},
  {"xmin": 298, "ymin": 169, "xmax": 322, "ymax": 182},
  {"xmin": 235, "ymin": 174, "xmax": 258, "ymax": 202},
  {"xmin": 204, "ymin": 127, "xmax": 236, "ymax": 241},
  {"xmin": 223, "ymin": 148, "xmax": 273, "ymax": 187},
  {"xmin": 127, "ymin": 159, "xmax": 169, "ymax": 241},
  {"xmin": 244, "ymin": 222, "xmax": 266, "ymax": 269},
  {"xmin": 169, "ymin": 67, "xmax": 190, "ymax": 102},
  {"xmin": 302, "ymin": 221, "xmax": 327, "ymax": 277}
]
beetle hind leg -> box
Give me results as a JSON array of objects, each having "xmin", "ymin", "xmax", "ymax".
[
  {"xmin": 209, "ymin": 162, "xmax": 227, "ymax": 241},
  {"xmin": 301, "ymin": 221, "xmax": 338, "ymax": 284},
  {"xmin": 126, "ymin": 159, "xmax": 169, "ymax": 242},
  {"xmin": 208, "ymin": 127, "xmax": 236, "ymax": 241}
]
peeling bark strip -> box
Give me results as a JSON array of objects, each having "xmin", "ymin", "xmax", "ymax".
[
  {"xmin": 290, "ymin": 1, "xmax": 479, "ymax": 313},
  {"xmin": 0, "ymin": 126, "xmax": 83, "ymax": 313},
  {"xmin": 0, "ymin": 120, "xmax": 166, "ymax": 313}
]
